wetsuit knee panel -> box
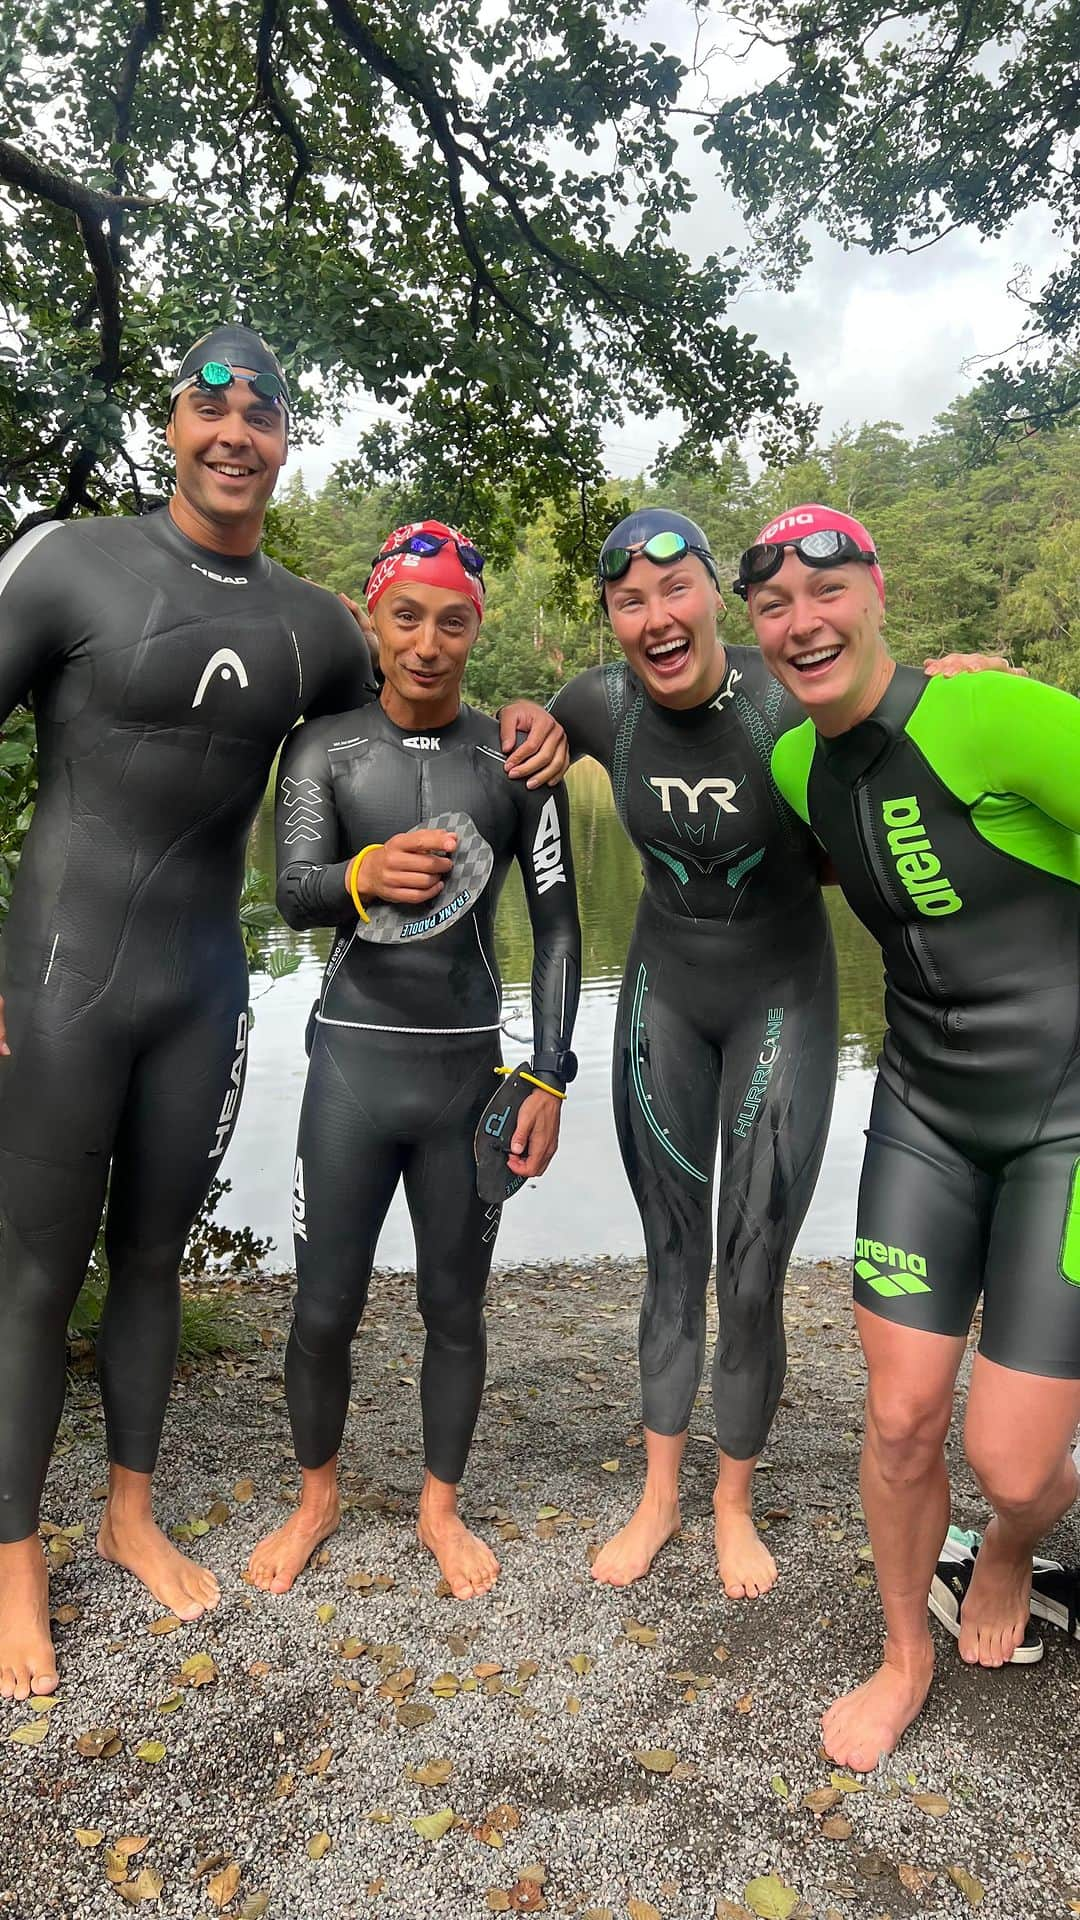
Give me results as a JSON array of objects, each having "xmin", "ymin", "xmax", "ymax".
[{"xmin": 292, "ymin": 1287, "xmax": 367, "ymax": 1358}]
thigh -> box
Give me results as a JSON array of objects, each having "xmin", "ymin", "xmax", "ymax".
[
  {"xmin": 980, "ymin": 1130, "xmax": 1080, "ymax": 1379},
  {"xmin": 406, "ymin": 1041, "xmax": 502, "ymax": 1308},
  {"xmin": 854, "ymin": 1077, "xmax": 992, "ymax": 1336},
  {"xmin": 294, "ymin": 1026, "xmax": 404, "ymax": 1296}
]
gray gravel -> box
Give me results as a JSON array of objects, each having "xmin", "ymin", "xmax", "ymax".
[{"xmin": 2, "ymin": 1257, "xmax": 1078, "ymax": 1920}]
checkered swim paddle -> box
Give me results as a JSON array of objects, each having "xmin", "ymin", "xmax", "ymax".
[{"xmin": 355, "ymin": 811, "xmax": 494, "ymax": 944}]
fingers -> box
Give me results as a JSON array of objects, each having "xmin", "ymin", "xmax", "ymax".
[
  {"xmin": 502, "ymin": 711, "xmax": 569, "ymax": 787},
  {"xmin": 507, "ymin": 1093, "xmax": 561, "ymax": 1177},
  {"xmin": 499, "ymin": 702, "xmax": 532, "ymax": 754}
]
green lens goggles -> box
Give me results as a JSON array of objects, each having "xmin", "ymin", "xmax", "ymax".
[
  {"xmin": 596, "ymin": 530, "xmax": 718, "ymax": 596},
  {"xmin": 169, "ymin": 360, "xmax": 290, "ymax": 413}
]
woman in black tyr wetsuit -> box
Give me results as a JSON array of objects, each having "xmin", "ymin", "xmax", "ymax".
[{"xmin": 248, "ymin": 522, "xmax": 580, "ymax": 1601}]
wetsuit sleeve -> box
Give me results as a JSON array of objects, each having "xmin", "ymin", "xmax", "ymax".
[
  {"xmin": 0, "ymin": 524, "xmax": 76, "ymax": 719},
  {"xmin": 274, "ymin": 724, "xmax": 354, "ymax": 930},
  {"xmin": 513, "ymin": 782, "xmax": 582, "ymax": 1087},
  {"xmin": 546, "ymin": 670, "xmax": 615, "ymax": 768},
  {"xmin": 963, "ymin": 673, "xmax": 1080, "ymax": 833},
  {"xmin": 300, "ymin": 594, "xmax": 378, "ymax": 721},
  {"xmin": 770, "ymin": 721, "xmax": 816, "ymax": 826}
]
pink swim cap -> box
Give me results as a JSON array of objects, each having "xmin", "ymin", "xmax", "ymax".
[{"xmin": 752, "ymin": 503, "xmax": 885, "ymax": 606}]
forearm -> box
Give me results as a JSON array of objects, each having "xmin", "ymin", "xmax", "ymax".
[{"xmin": 277, "ymin": 860, "xmax": 355, "ymax": 931}]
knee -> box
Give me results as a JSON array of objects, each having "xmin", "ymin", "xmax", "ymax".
[
  {"xmin": 965, "ymin": 1434, "xmax": 1067, "ymax": 1518},
  {"xmin": 418, "ymin": 1286, "xmax": 485, "ymax": 1353},
  {"xmin": 292, "ymin": 1287, "xmax": 361, "ymax": 1360},
  {"xmin": 865, "ymin": 1385, "xmax": 950, "ymax": 1485}
]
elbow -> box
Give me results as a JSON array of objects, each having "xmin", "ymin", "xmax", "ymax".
[{"xmin": 275, "ymin": 877, "xmax": 310, "ymax": 932}]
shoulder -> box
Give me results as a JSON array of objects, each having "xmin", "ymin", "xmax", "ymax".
[
  {"xmin": 265, "ymin": 562, "xmax": 358, "ymax": 634},
  {"xmin": 459, "ymin": 703, "xmax": 503, "ymax": 753},
  {"xmin": 280, "ymin": 707, "xmax": 373, "ymax": 771},
  {"xmin": 769, "ymin": 718, "xmax": 816, "ymax": 822}
]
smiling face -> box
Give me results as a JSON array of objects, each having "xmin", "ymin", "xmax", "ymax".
[
  {"xmin": 166, "ymin": 371, "xmax": 288, "ymax": 554},
  {"xmin": 748, "ymin": 552, "xmax": 893, "ymax": 733},
  {"xmin": 605, "ymin": 553, "xmax": 727, "ymax": 708},
  {"xmin": 373, "ymin": 581, "xmax": 481, "ymax": 729}
]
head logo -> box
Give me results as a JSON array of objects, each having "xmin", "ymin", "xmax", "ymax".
[
  {"xmin": 192, "ymin": 647, "xmax": 250, "ymax": 709},
  {"xmin": 190, "ymin": 561, "xmax": 248, "ymax": 586},
  {"xmin": 881, "ymin": 797, "xmax": 962, "ymax": 917},
  {"xmin": 854, "ymin": 1238, "xmax": 931, "ymax": 1296}
]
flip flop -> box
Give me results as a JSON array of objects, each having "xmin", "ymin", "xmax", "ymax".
[
  {"xmin": 928, "ymin": 1555, "xmax": 1044, "ymax": 1664},
  {"xmin": 355, "ymin": 810, "xmax": 493, "ymax": 945}
]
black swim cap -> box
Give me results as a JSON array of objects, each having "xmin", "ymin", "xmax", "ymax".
[
  {"xmin": 170, "ymin": 324, "xmax": 292, "ymax": 412},
  {"xmin": 597, "ymin": 508, "xmax": 719, "ymax": 597}
]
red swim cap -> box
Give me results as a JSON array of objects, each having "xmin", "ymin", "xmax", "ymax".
[
  {"xmin": 752, "ymin": 503, "xmax": 885, "ymax": 606},
  {"xmin": 366, "ymin": 519, "xmax": 485, "ymax": 622}
]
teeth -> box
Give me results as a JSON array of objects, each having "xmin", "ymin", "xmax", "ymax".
[
  {"xmin": 646, "ymin": 639, "xmax": 688, "ymax": 659},
  {"xmin": 794, "ymin": 647, "xmax": 841, "ymax": 667},
  {"xmin": 209, "ymin": 464, "xmax": 254, "ymax": 477}
]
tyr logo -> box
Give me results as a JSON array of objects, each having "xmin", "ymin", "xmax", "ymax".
[{"xmin": 648, "ymin": 776, "xmax": 740, "ymax": 816}]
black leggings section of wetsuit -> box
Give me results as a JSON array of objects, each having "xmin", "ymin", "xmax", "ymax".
[
  {"xmin": 612, "ymin": 896, "xmax": 838, "ymax": 1457},
  {"xmin": 288, "ymin": 1026, "xmax": 503, "ymax": 1482},
  {"xmin": 0, "ymin": 970, "xmax": 248, "ymax": 1541}
]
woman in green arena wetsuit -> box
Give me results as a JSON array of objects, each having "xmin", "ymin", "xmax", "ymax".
[{"xmin": 743, "ymin": 501, "xmax": 1080, "ymax": 1771}]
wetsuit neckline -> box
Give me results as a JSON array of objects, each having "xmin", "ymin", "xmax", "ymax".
[
  {"xmin": 818, "ymin": 664, "xmax": 925, "ymax": 782},
  {"xmin": 632, "ymin": 654, "xmax": 736, "ymax": 729},
  {"xmin": 143, "ymin": 505, "xmax": 270, "ymax": 582},
  {"xmin": 376, "ymin": 700, "xmax": 471, "ymax": 747}
]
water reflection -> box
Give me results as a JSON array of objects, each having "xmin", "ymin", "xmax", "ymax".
[{"xmin": 226, "ymin": 761, "xmax": 886, "ymax": 1263}]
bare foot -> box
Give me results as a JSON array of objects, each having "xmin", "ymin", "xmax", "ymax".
[
  {"xmin": 590, "ymin": 1496, "xmax": 681, "ymax": 1587},
  {"xmin": 418, "ymin": 1506, "xmax": 499, "ymax": 1599},
  {"xmin": 0, "ymin": 1537, "xmax": 58, "ymax": 1700},
  {"xmin": 956, "ymin": 1524, "xmax": 1031, "ymax": 1667},
  {"xmin": 97, "ymin": 1508, "xmax": 219, "ymax": 1621},
  {"xmin": 247, "ymin": 1496, "xmax": 341, "ymax": 1595},
  {"xmin": 714, "ymin": 1500, "xmax": 777, "ymax": 1599},
  {"xmin": 822, "ymin": 1642, "xmax": 934, "ymax": 1772}
]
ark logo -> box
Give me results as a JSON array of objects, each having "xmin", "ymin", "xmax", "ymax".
[
  {"xmin": 532, "ymin": 796, "xmax": 566, "ymax": 893},
  {"xmin": 854, "ymin": 1238, "xmax": 931, "ymax": 1297},
  {"xmin": 881, "ymin": 796, "xmax": 962, "ymax": 917},
  {"xmin": 402, "ymin": 735, "xmax": 440, "ymax": 750},
  {"xmin": 209, "ymin": 1013, "xmax": 248, "ymax": 1158},
  {"xmin": 648, "ymin": 775, "xmax": 739, "ymax": 816},
  {"xmin": 192, "ymin": 647, "xmax": 249, "ymax": 708},
  {"xmin": 292, "ymin": 1156, "xmax": 308, "ymax": 1241}
]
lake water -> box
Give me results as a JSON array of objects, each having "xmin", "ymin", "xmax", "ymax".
[{"xmin": 221, "ymin": 761, "xmax": 887, "ymax": 1267}]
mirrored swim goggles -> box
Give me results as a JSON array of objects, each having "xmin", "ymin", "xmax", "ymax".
[
  {"xmin": 733, "ymin": 528, "xmax": 877, "ymax": 598},
  {"xmin": 596, "ymin": 529, "xmax": 720, "ymax": 597},
  {"xmin": 369, "ymin": 530, "xmax": 486, "ymax": 578},
  {"xmin": 168, "ymin": 360, "xmax": 291, "ymax": 414}
]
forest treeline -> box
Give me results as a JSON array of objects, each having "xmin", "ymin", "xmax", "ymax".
[{"xmin": 267, "ymin": 395, "xmax": 1080, "ymax": 710}]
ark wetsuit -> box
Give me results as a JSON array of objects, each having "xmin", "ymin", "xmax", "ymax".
[
  {"xmin": 548, "ymin": 647, "xmax": 838, "ymax": 1457},
  {"xmin": 275, "ymin": 700, "xmax": 580, "ymax": 1483},
  {"xmin": 771, "ymin": 665, "xmax": 1080, "ymax": 1376},
  {"xmin": 0, "ymin": 510, "xmax": 375, "ymax": 1540}
]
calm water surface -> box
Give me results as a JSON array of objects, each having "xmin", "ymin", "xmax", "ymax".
[{"xmin": 222, "ymin": 762, "xmax": 887, "ymax": 1266}]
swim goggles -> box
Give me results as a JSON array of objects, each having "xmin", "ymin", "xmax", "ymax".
[
  {"xmin": 596, "ymin": 530, "xmax": 719, "ymax": 596},
  {"xmin": 733, "ymin": 529, "xmax": 877, "ymax": 598},
  {"xmin": 371, "ymin": 531, "xmax": 486, "ymax": 577},
  {"xmin": 168, "ymin": 360, "xmax": 291, "ymax": 413}
]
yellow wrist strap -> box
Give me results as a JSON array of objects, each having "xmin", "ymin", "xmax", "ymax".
[
  {"xmin": 520, "ymin": 1070, "xmax": 566, "ymax": 1101},
  {"xmin": 346, "ymin": 843, "xmax": 383, "ymax": 924}
]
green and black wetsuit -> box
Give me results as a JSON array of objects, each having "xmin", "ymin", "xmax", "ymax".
[
  {"xmin": 771, "ymin": 665, "xmax": 1080, "ymax": 1376},
  {"xmin": 275, "ymin": 701, "xmax": 581, "ymax": 1484},
  {"xmin": 548, "ymin": 647, "xmax": 838, "ymax": 1457}
]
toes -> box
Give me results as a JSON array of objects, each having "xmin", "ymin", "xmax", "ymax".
[{"xmin": 31, "ymin": 1668, "xmax": 58, "ymax": 1696}]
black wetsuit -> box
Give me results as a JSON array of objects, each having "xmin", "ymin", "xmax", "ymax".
[
  {"xmin": 548, "ymin": 648, "xmax": 838, "ymax": 1457},
  {"xmin": 771, "ymin": 666, "xmax": 1080, "ymax": 1376},
  {"xmin": 275, "ymin": 700, "xmax": 581, "ymax": 1483},
  {"xmin": 0, "ymin": 510, "xmax": 375, "ymax": 1541}
]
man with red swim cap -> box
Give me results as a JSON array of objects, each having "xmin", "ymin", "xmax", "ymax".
[{"xmin": 366, "ymin": 520, "xmax": 487, "ymax": 623}]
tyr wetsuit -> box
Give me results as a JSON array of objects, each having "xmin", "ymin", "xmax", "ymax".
[
  {"xmin": 548, "ymin": 647, "xmax": 838, "ymax": 1457},
  {"xmin": 0, "ymin": 510, "xmax": 375, "ymax": 1541},
  {"xmin": 771, "ymin": 666, "xmax": 1080, "ymax": 1376},
  {"xmin": 275, "ymin": 701, "xmax": 581, "ymax": 1483}
]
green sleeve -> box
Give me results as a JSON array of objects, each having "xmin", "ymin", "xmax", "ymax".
[
  {"xmin": 913, "ymin": 674, "xmax": 1080, "ymax": 832},
  {"xmin": 769, "ymin": 719, "xmax": 816, "ymax": 826}
]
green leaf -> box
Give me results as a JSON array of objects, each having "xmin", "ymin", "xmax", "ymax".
[{"xmin": 743, "ymin": 1875, "xmax": 800, "ymax": 1919}]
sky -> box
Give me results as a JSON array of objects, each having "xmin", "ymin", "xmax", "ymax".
[{"xmin": 288, "ymin": 5, "xmax": 1063, "ymax": 492}]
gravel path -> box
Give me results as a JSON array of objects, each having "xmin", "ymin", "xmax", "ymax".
[{"xmin": 3, "ymin": 1257, "xmax": 1078, "ymax": 1920}]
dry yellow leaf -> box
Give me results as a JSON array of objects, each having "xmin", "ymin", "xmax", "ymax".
[
  {"xmin": 147, "ymin": 1610, "xmax": 182, "ymax": 1636},
  {"xmin": 568, "ymin": 1652, "xmax": 593, "ymax": 1675},
  {"xmin": 270, "ymin": 1772, "xmax": 295, "ymax": 1800},
  {"xmin": 600, "ymin": 1460, "xmax": 620, "ymax": 1472},
  {"xmin": 178, "ymin": 1652, "xmax": 217, "ymax": 1688},
  {"xmin": 406, "ymin": 1757, "xmax": 453, "ymax": 1787},
  {"xmin": 304, "ymin": 1747, "xmax": 333, "ymax": 1776},
  {"xmin": 116, "ymin": 1865, "xmax": 164, "ymax": 1905},
  {"xmin": 829, "ymin": 1770, "xmax": 865, "ymax": 1793},
  {"xmin": 207, "ymin": 1861, "xmax": 241, "ymax": 1910},
  {"xmin": 238, "ymin": 1895, "xmax": 270, "ymax": 1920},
  {"xmin": 411, "ymin": 1808, "xmax": 455, "ymax": 1842},
  {"xmin": 898, "ymin": 1865, "xmax": 936, "ymax": 1895},
  {"xmin": 734, "ymin": 1692, "xmax": 753, "ymax": 1714},
  {"xmin": 113, "ymin": 1838, "xmax": 149, "ymax": 1861},
  {"xmin": 307, "ymin": 1832, "xmax": 332, "ymax": 1861},
  {"xmin": 803, "ymin": 1787, "xmax": 842, "ymax": 1814},
  {"xmin": 743, "ymin": 1876, "xmax": 800, "ymax": 1920},
  {"xmin": 74, "ymin": 1828, "xmax": 104, "ymax": 1848},
  {"xmin": 913, "ymin": 1791, "xmax": 950, "ymax": 1817},
  {"xmin": 624, "ymin": 1619, "xmax": 659, "ymax": 1647},
  {"xmin": 9, "ymin": 1719, "xmax": 48, "ymax": 1745},
  {"xmin": 474, "ymin": 1662, "xmax": 503, "ymax": 1679},
  {"xmin": 233, "ymin": 1478, "xmax": 255, "ymax": 1503},
  {"xmin": 715, "ymin": 1902, "xmax": 753, "ymax": 1920},
  {"xmin": 627, "ymin": 1901, "xmax": 661, "ymax": 1920},
  {"xmin": 27, "ymin": 1694, "xmax": 60, "ymax": 1712},
  {"xmin": 633, "ymin": 1748, "xmax": 677, "ymax": 1774},
  {"xmin": 486, "ymin": 1895, "xmax": 511, "ymax": 1914},
  {"xmin": 946, "ymin": 1865, "xmax": 985, "ymax": 1906},
  {"xmin": 135, "ymin": 1740, "xmax": 167, "ymax": 1764},
  {"xmin": 315, "ymin": 1603, "xmax": 336, "ymax": 1626}
]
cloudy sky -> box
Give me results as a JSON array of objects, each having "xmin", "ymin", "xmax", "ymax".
[{"xmin": 290, "ymin": 5, "xmax": 1062, "ymax": 490}]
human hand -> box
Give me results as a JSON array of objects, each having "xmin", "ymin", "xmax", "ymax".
[
  {"xmin": 354, "ymin": 830, "xmax": 456, "ymax": 907},
  {"xmin": 499, "ymin": 702, "xmax": 569, "ymax": 787},
  {"xmin": 506, "ymin": 1087, "xmax": 562, "ymax": 1178},
  {"xmin": 924, "ymin": 652, "xmax": 1026, "ymax": 677}
]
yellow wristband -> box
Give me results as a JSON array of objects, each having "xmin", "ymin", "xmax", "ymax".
[
  {"xmin": 346, "ymin": 843, "xmax": 383, "ymax": 924},
  {"xmin": 520, "ymin": 1070, "xmax": 566, "ymax": 1101}
]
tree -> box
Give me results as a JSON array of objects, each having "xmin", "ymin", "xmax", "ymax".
[
  {"xmin": 699, "ymin": 0, "xmax": 1080, "ymax": 446},
  {"xmin": 0, "ymin": 0, "xmax": 815, "ymax": 555}
]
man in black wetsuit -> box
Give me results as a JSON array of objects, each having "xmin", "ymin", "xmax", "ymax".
[
  {"xmin": 247, "ymin": 521, "xmax": 580, "ymax": 1600},
  {"xmin": 0, "ymin": 332, "xmax": 568, "ymax": 1701},
  {"xmin": 744, "ymin": 501, "xmax": 1080, "ymax": 1768}
]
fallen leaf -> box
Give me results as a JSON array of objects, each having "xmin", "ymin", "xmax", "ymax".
[
  {"xmin": 239, "ymin": 1896, "xmax": 270, "ymax": 1920},
  {"xmin": 135, "ymin": 1740, "xmax": 167, "ymax": 1764},
  {"xmin": 177, "ymin": 1652, "xmax": 217, "ymax": 1688},
  {"xmin": 338, "ymin": 1637, "xmax": 365, "ymax": 1661},
  {"xmin": 305, "ymin": 1747, "xmax": 333, "ymax": 1776},
  {"xmin": 51, "ymin": 1602, "xmax": 81, "ymax": 1626},
  {"xmin": 475, "ymin": 1805, "xmax": 521, "ymax": 1845},
  {"xmin": 535, "ymin": 1505, "xmax": 561, "ymax": 1520},
  {"xmin": 473, "ymin": 1661, "xmax": 503, "ymax": 1679},
  {"xmin": 821, "ymin": 1815, "xmax": 853, "ymax": 1840},
  {"xmin": 946, "ymin": 1865, "xmax": 984, "ymax": 1906},
  {"xmin": 46, "ymin": 1537, "xmax": 75, "ymax": 1567},
  {"xmin": 803, "ymin": 1788, "xmax": 842, "ymax": 1814},
  {"xmin": 406, "ymin": 1757, "xmax": 453, "ymax": 1788},
  {"xmin": 106, "ymin": 1849, "xmax": 130, "ymax": 1884},
  {"xmin": 233, "ymin": 1478, "xmax": 255, "ymax": 1503},
  {"xmin": 633, "ymin": 1748, "xmax": 677, "ymax": 1774},
  {"xmin": 431, "ymin": 1672, "xmax": 460, "ymax": 1698},
  {"xmin": 601, "ymin": 1460, "xmax": 620, "ymax": 1472},
  {"xmin": 743, "ymin": 1875, "xmax": 800, "ymax": 1919},
  {"xmin": 712, "ymin": 1644, "xmax": 730, "ymax": 1662},
  {"xmin": 307, "ymin": 1832, "xmax": 332, "ymax": 1861},
  {"xmin": 191, "ymin": 1853, "xmax": 229, "ymax": 1882},
  {"xmin": 27, "ymin": 1694, "xmax": 60, "ymax": 1714},
  {"xmin": 113, "ymin": 1838, "xmax": 149, "ymax": 1861},
  {"xmin": 396, "ymin": 1702, "xmax": 436, "ymax": 1729},
  {"xmin": 487, "ymin": 1895, "xmax": 511, "ymax": 1914},
  {"xmin": 624, "ymin": 1619, "xmax": 659, "ymax": 1647},
  {"xmin": 715, "ymin": 1903, "xmax": 753, "ymax": 1919},
  {"xmin": 565, "ymin": 1694, "xmax": 581, "ymax": 1715},
  {"xmin": 734, "ymin": 1692, "xmax": 753, "ymax": 1714},
  {"xmin": 269, "ymin": 1772, "xmax": 295, "ymax": 1801},
  {"xmin": 627, "ymin": 1902, "xmax": 661, "ymax": 1920},
  {"xmin": 207, "ymin": 1862, "xmax": 241, "ymax": 1910},
  {"xmin": 347, "ymin": 1569, "xmax": 374, "ymax": 1590},
  {"xmin": 76, "ymin": 1725, "xmax": 122, "ymax": 1758},
  {"xmin": 568, "ymin": 1653, "xmax": 593, "ymax": 1676},
  {"xmin": 912, "ymin": 1791, "xmax": 950, "ymax": 1817},
  {"xmin": 829, "ymin": 1771, "xmax": 865, "ymax": 1794},
  {"xmin": 315, "ymin": 1603, "xmax": 336, "ymax": 1626},
  {"xmin": 898, "ymin": 1864, "xmax": 936, "ymax": 1894},
  {"xmin": 770, "ymin": 1775, "xmax": 789, "ymax": 1798},
  {"xmin": 116, "ymin": 1866, "xmax": 164, "ymax": 1905},
  {"xmin": 10, "ymin": 1719, "xmax": 48, "ymax": 1745},
  {"xmin": 507, "ymin": 1879, "xmax": 547, "ymax": 1913},
  {"xmin": 74, "ymin": 1828, "xmax": 104, "ymax": 1848},
  {"xmin": 411, "ymin": 1808, "xmax": 455, "ymax": 1843}
]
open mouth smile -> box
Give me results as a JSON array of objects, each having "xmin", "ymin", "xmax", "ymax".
[
  {"xmin": 644, "ymin": 635, "xmax": 691, "ymax": 674},
  {"xmin": 790, "ymin": 644, "xmax": 843, "ymax": 676}
]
